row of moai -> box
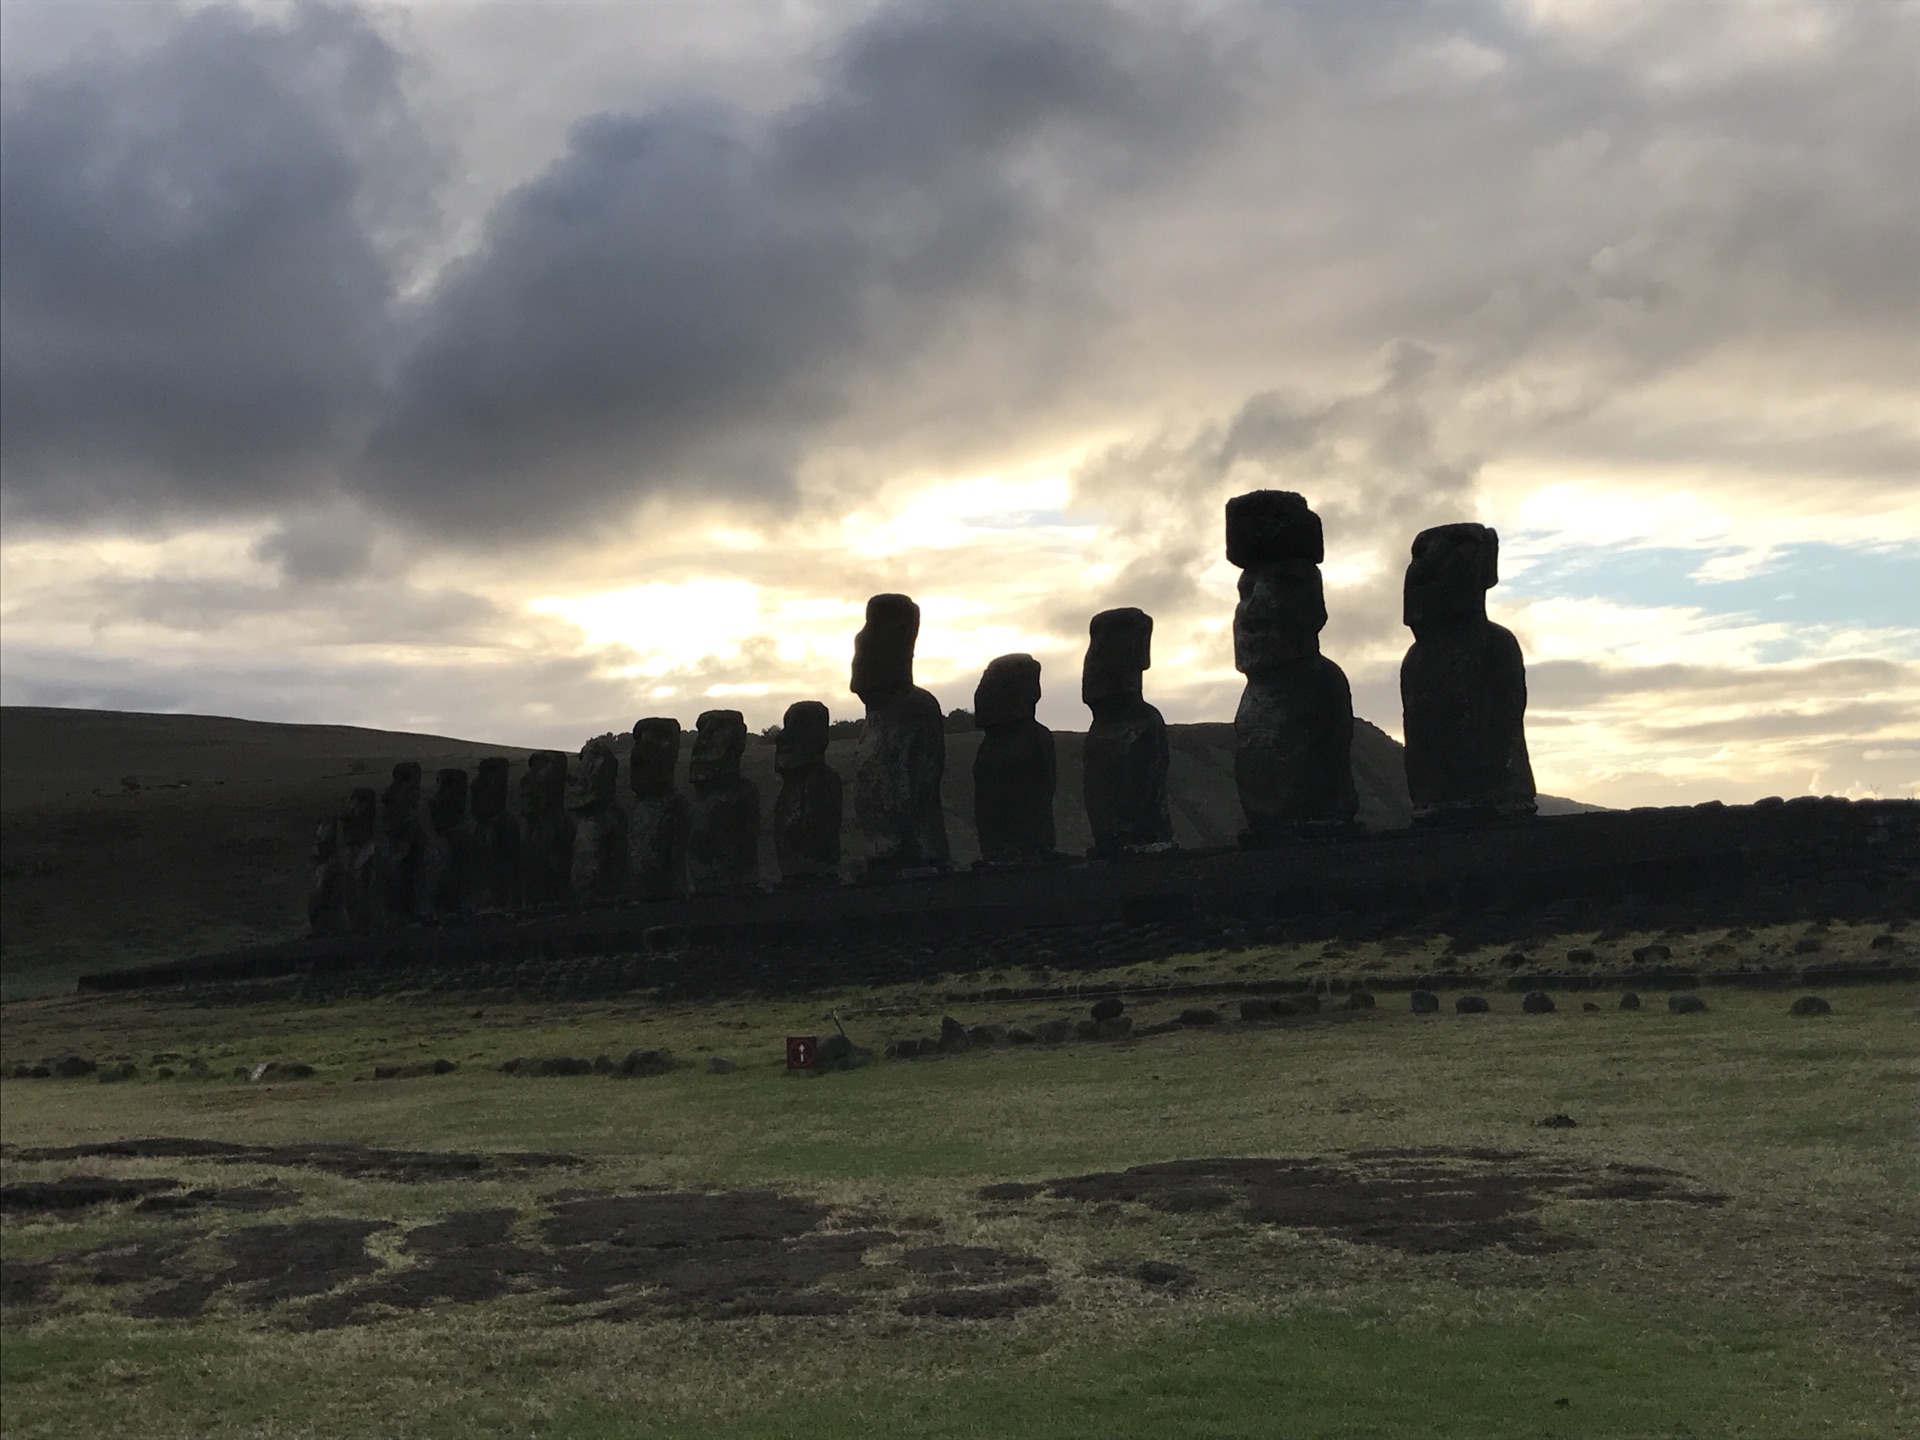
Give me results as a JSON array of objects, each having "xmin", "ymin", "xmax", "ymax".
[{"xmin": 309, "ymin": 491, "xmax": 1532, "ymax": 934}]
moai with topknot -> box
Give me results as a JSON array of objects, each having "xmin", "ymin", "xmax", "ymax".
[
  {"xmin": 468, "ymin": 757, "xmax": 522, "ymax": 914},
  {"xmin": 850, "ymin": 594, "xmax": 949, "ymax": 877},
  {"xmin": 627, "ymin": 718, "xmax": 689, "ymax": 901},
  {"xmin": 519, "ymin": 750, "xmax": 575, "ymax": 910},
  {"xmin": 378, "ymin": 762, "xmax": 430, "ymax": 925},
  {"xmin": 773, "ymin": 700, "xmax": 842, "ymax": 887},
  {"xmin": 1399, "ymin": 522, "xmax": 1536, "ymax": 823},
  {"xmin": 422, "ymin": 767, "xmax": 471, "ymax": 921},
  {"xmin": 569, "ymin": 737, "xmax": 628, "ymax": 904},
  {"xmin": 1226, "ymin": 490, "xmax": 1358, "ymax": 843},
  {"xmin": 687, "ymin": 709, "xmax": 761, "ymax": 894},
  {"xmin": 1082, "ymin": 608, "xmax": 1173, "ymax": 855},
  {"xmin": 972, "ymin": 653, "xmax": 1056, "ymax": 865}
]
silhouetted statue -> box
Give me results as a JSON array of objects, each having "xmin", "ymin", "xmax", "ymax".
[
  {"xmin": 850, "ymin": 594, "xmax": 949, "ymax": 877},
  {"xmin": 627, "ymin": 717, "xmax": 689, "ymax": 900},
  {"xmin": 1226, "ymin": 491, "xmax": 1358, "ymax": 842},
  {"xmin": 1082, "ymin": 608, "xmax": 1172, "ymax": 855},
  {"xmin": 422, "ymin": 767, "xmax": 471, "ymax": 921},
  {"xmin": 333, "ymin": 786, "xmax": 380, "ymax": 933},
  {"xmin": 468, "ymin": 757, "xmax": 521, "ymax": 914},
  {"xmin": 519, "ymin": 750, "xmax": 575, "ymax": 909},
  {"xmin": 774, "ymin": 700, "xmax": 842, "ymax": 887},
  {"xmin": 378, "ymin": 762, "xmax": 430, "ymax": 924},
  {"xmin": 687, "ymin": 709, "xmax": 761, "ymax": 894},
  {"xmin": 1400, "ymin": 522, "xmax": 1536, "ymax": 823},
  {"xmin": 307, "ymin": 810, "xmax": 346, "ymax": 936},
  {"xmin": 973, "ymin": 653, "xmax": 1056, "ymax": 865},
  {"xmin": 569, "ymin": 737, "xmax": 628, "ymax": 904}
]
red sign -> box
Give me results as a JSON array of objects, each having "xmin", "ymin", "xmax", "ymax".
[{"xmin": 786, "ymin": 1036, "xmax": 819, "ymax": 1070}]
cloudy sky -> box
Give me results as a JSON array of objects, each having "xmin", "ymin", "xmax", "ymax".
[{"xmin": 2, "ymin": 0, "xmax": 1915, "ymax": 807}]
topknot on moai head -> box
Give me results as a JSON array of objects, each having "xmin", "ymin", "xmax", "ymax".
[
  {"xmin": 851, "ymin": 593, "xmax": 921, "ymax": 703},
  {"xmin": 1225, "ymin": 491, "xmax": 1324, "ymax": 569},
  {"xmin": 575, "ymin": 737, "xmax": 619, "ymax": 806},
  {"xmin": 429, "ymin": 768, "xmax": 469, "ymax": 831},
  {"xmin": 775, "ymin": 701, "xmax": 830, "ymax": 774},
  {"xmin": 522, "ymin": 750, "xmax": 568, "ymax": 813},
  {"xmin": 471, "ymin": 758, "xmax": 510, "ymax": 819},
  {"xmin": 1082, "ymin": 608, "xmax": 1153, "ymax": 708},
  {"xmin": 629, "ymin": 718, "xmax": 681, "ymax": 795},
  {"xmin": 691, "ymin": 709, "xmax": 748, "ymax": 784},
  {"xmin": 975, "ymin": 654, "xmax": 1042, "ymax": 730},
  {"xmin": 1403, "ymin": 523, "xmax": 1499, "ymax": 629}
]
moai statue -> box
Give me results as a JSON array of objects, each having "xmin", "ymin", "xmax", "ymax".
[
  {"xmin": 378, "ymin": 762, "xmax": 430, "ymax": 924},
  {"xmin": 850, "ymin": 594, "xmax": 950, "ymax": 877},
  {"xmin": 1082, "ymin": 608, "xmax": 1173, "ymax": 855},
  {"xmin": 628, "ymin": 717, "xmax": 689, "ymax": 901},
  {"xmin": 773, "ymin": 700, "xmax": 842, "ymax": 887},
  {"xmin": 307, "ymin": 814, "xmax": 343, "ymax": 936},
  {"xmin": 519, "ymin": 750, "xmax": 575, "ymax": 910},
  {"xmin": 972, "ymin": 653, "xmax": 1056, "ymax": 865},
  {"xmin": 1400, "ymin": 522, "xmax": 1536, "ymax": 823},
  {"xmin": 568, "ymin": 737, "xmax": 628, "ymax": 905},
  {"xmin": 421, "ymin": 767, "xmax": 471, "ymax": 921},
  {"xmin": 686, "ymin": 709, "xmax": 760, "ymax": 895},
  {"xmin": 334, "ymin": 786, "xmax": 381, "ymax": 933},
  {"xmin": 468, "ymin": 757, "xmax": 522, "ymax": 914},
  {"xmin": 1226, "ymin": 490, "xmax": 1358, "ymax": 843}
]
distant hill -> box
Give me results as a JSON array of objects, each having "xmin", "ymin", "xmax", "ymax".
[{"xmin": 0, "ymin": 706, "xmax": 1594, "ymax": 997}]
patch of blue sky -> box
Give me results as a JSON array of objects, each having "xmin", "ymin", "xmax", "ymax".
[
  {"xmin": 966, "ymin": 507, "xmax": 1072, "ymax": 530},
  {"xmin": 1503, "ymin": 540, "xmax": 1920, "ymax": 639}
]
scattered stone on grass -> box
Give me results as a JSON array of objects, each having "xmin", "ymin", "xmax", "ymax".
[
  {"xmin": 97, "ymin": 1062, "xmax": 139, "ymax": 1083},
  {"xmin": 1792, "ymin": 936, "xmax": 1824, "ymax": 954},
  {"xmin": 1564, "ymin": 948, "xmax": 1595, "ymax": 965},
  {"xmin": 1031, "ymin": 1019, "xmax": 1072, "ymax": 1044},
  {"xmin": 619, "ymin": 1048, "xmax": 674, "ymax": 1077},
  {"xmin": 967, "ymin": 1023, "xmax": 1008, "ymax": 1047},
  {"xmin": 1536, "ymin": 1114, "xmax": 1578, "ymax": 1129},
  {"xmin": 1177, "ymin": 1007, "xmax": 1221, "ymax": 1026},
  {"xmin": 1618, "ymin": 993, "xmax": 1642, "ymax": 1011},
  {"xmin": 53, "ymin": 1057, "xmax": 97, "ymax": 1079},
  {"xmin": 1134, "ymin": 1260, "xmax": 1196, "ymax": 1287},
  {"xmin": 1345, "ymin": 992, "xmax": 1376, "ymax": 1010},
  {"xmin": 1869, "ymin": 933, "xmax": 1904, "ymax": 951},
  {"xmin": 1522, "ymin": 992, "xmax": 1556, "ymax": 1014},
  {"xmin": 1500, "ymin": 951, "xmax": 1530, "ymax": 968},
  {"xmin": 1789, "ymin": 995, "xmax": 1832, "ymax": 1017},
  {"xmin": 1410, "ymin": 991, "xmax": 1441, "ymax": 1014},
  {"xmin": 1239, "ymin": 998, "xmax": 1273, "ymax": 1022},
  {"xmin": 814, "ymin": 1034, "xmax": 873, "ymax": 1071},
  {"xmin": 708, "ymin": 1056, "xmax": 736, "ymax": 1074},
  {"xmin": 1089, "ymin": 997, "xmax": 1126, "ymax": 1022},
  {"xmin": 938, "ymin": 1016, "xmax": 970, "ymax": 1053},
  {"xmin": 1667, "ymin": 994, "xmax": 1708, "ymax": 1014},
  {"xmin": 1631, "ymin": 944, "xmax": 1671, "ymax": 964},
  {"xmin": 1454, "ymin": 995, "xmax": 1490, "ymax": 1014}
]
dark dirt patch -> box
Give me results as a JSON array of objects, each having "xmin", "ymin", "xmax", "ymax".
[
  {"xmin": 897, "ymin": 1282, "xmax": 1056, "ymax": 1319},
  {"xmin": 541, "ymin": 1191, "xmax": 828, "ymax": 1250},
  {"xmin": 135, "ymin": 1182, "xmax": 299, "ymax": 1216},
  {"xmin": 127, "ymin": 1276, "xmax": 222, "ymax": 1320},
  {"xmin": 1038, "ymin": 1150, "xmax": 1725, "ymax": 1255},
  {"xmin": 303, "ymin": 1209, "xmax": 548, "ymax": 1329},
  {"xmin": 0, "ymin": 1175, "xmax": 181, "ymax": 1214},
  {"xmin": 13, "ymin": 1138, "xmax": 581, "ymax": 1183},
  {"xmin": 976, "ymin": 1182, "xmax": 1044, "ymax": 1203},
  {"xmin": 221, "ymin": 1218, "xmax": 392, "ymax": 1304},
  {"xmin": 901, "ymin": 1245, "xmax": 1048, "ymax": 1282},
  {"xmin": 1, "ymin": 1259, "xmax": 56, "ymax": 1311},
  {"xmin": 82, "ymin": 1240, "xmax": 195, "ymax": 1287}
]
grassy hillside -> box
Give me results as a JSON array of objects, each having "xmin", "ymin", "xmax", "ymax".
[{"xmin": 0, "ymin": 707, "xmax": 1587, "ymax": 998}]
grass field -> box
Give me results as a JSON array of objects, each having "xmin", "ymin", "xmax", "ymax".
[{"xmin": 3, "ymin": 928, "xmax": 1914, "ymax": 1439}]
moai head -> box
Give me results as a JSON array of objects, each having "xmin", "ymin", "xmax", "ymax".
[
  {"xmin": 381, "ymin": 762, "xmax": 422, "ymax": 831},
  {"xmin": 775, "ymin": 701, "xmax": 830, "ymax": 776},
  {"xmin": 1082, "ymin": 608, "xmax": 1152, "ymax": 710},
  {"xmin": 1233, "ymin": 561, "xmax": 1326, "ymax": 675},
  {"xmin": 975, "ymin": 654, "xmax": 1042, "ymax": 730},
  {"xmin": 340, "ymin": 787, "xmax": 377, "ymax": 845},
  {"xmin": 471, "ymin": 758, "xmax": 510, "ymax": 820},
  {"xmin": 690, "ymin": 709, "xmax": 748, "ymax": 785},
  {"xmin": 1403, "ymin": 523, "xmax": 1498, "ymax": 631},
  {"xmin": 629, "ymin": 718, "xmax": 681, "ymax": 796},
  {"xmin": 574, "ymin": 738, "xmax": 618, "ymax": 809},
  {"xmin": 521, "ymin": 751, "xmax": 568, "ymax": 816},
  {"xmin": 850, "ymin": 593, "xmax": 920, "ymax": 704},
  {"xmin": 428, "ymin": 768, "xmax": 469, "ymax": 833},
  {"xmin": 1225, "ymin": 490, "xmax": 1324, "ymax": 569}
]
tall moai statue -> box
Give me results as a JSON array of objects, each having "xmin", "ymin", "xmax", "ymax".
[
  {"xmin": 569, "ymin": 737, "xmax": 628, "ymax": 904},
  {"xmin": 687, "ymin": 709, "xmax": 761, "ymax": 894},
  {"xmin": 973, "ymin": 653, "xmax": 1056, "ymax": 865},
  {"xmin": 850, "ymin": 594, "xmax": 950, "ymax": 877},
  {"xmin": 334, "ymin": 786, "xmax": 381, "ymax": 932},
  {"xmin": 773, "ymin": 700, "xmax": 842, "ymax": 887},
  {"xmin": 1082, "ymin": 608, "xmax": 1173, "ymax": 855},
  {"xmin": 422, "ymin": 767, "xmax": 472, "ymax": 921},
  {"xmin": 628, "ymin": 717, "xmax": 689, "ymax": 900},
  {"xmin": 308, "ymin": 813, "xmax": 344, "ymax": 937},
  {"xmin": 1399, "ymin": 522, "xmax": 1536, "ymax": 823},
  {"xmin": 378, "ymin": 762, "xmax": 430, "ymax": 924},
  {"xmin": 468, "ymin": 757, "xmax": 522, "ymax": 914},
  {"xmin": 1226, "ymin": 490, "xmax": 1358, "ymax": 842},
  {"xmin": 519, "ymin": 750, "xmax": 575, "ymax": 909}
]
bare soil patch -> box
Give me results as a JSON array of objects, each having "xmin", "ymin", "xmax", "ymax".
[{"xmin": 10, "ymin": 1137, "xmax": 582, "ymax": 1183}]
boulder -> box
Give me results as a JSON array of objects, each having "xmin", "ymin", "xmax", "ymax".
[
  {"xmin": 1565, "ymin": 948, "xmax": 1596, "ymax": 964},
  {"xmin": 1789, "ymin": 996, "xmax": 1832, "ymax": 1017},
  {"xmin": 1089, "ymin": 997, "xmax": 1126, "ymax": 1022},
  {"xmin": 1667, "ymin": 994, "xmax": 1707, "ymax": 1015},
  {"xmin": 1618, "ymin": 992, "xmax": 1642, "ymax": 1011},
  {"xmin": 938, "ymin": 1016, "xmax": 971, "ymax": 1053},
  {"xmin": 708, "ymin": 1056, "xmax": 737, "ymax": 1073},
  {"xmin": 1239, "ymin": 998, "xmax": 1273, "ymax": 1022},
  {"xmin": 619, "ymin": 1048, "xmax": 675, "ymax": 1077},
  {"xmin": 1410, "ymin": 991, "xmax": 1441, "ymax": 1015},
  {"xmin": 1631, "ymin": 944, "xmax": 1672, "ymax": 964},
  {"xmin": 1031, "ymin": 1019, "xmax": 1073, "ymax": 1044},
  {"xmin": 1345, "ymin": 991, "xmax": 1376, "ymax": 1011},
  {"xmin": 1454, "ymin": 995, "xmax": 1490, "ymax": 1014},
  {"xmin": 53, "ymin": 1056, "xmax": 97, "ymax": 1078},
  {"xmin": 1176, "ymin": 1007, "xmax": 1222, "ymax": 1026},
  {"xmin": 1521, "ymin": 992, "xmax": 1556, "ymax": 1014}
]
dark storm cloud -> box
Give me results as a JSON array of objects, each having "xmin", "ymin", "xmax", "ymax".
[
  {"xmin": 356, "ymin": 0, "xmax": 1231, "ymax": 538},
  {"xmin": 0, "ymin": 3, "xmax": 436, "ymax": 526}
]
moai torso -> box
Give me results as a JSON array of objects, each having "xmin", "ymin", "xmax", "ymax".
[
  {"xmin": 335, "ymin": 787, "xmax": 380, "ymax": 933},
  {"xmin": 379, "ymin": 762, "xmax": 430, "ymax": 924},
  {"xmin": 1082, "ymin": 608, "xmax": 1172, "ymax": 854},
  {"xmin": 627, "ymin": 718, "xmax": 689, "ymax": 900},
  {"xmin": 422, "ymin": 767, "xmax": 472, "ymax": 921},
  {"xmin": 1399, "ymin": 523, "xmax": 1535, "ymax": 821},
  {"xmin": 773, "ymin": 701, "xmax": 842, "ymax": 886},
  {"xmin": 468, "ymin": 758, "xmax": 521, "ymax": 914},
  {"xmin": 1226, "ymin": 492, "xmax": 1358, "ymax": 842},
  {"xmin": 308, "ymin": 815, "xmax": 343, "ymax": 937},
  {"xmin": 569, "ymin": 739, "xmax": 628, "ymax": 904},
  {"xmin": 519, "ymin": 751, "xmax": 576, "ymax": 909},
  {"xmin": 972, "ymin": 653, "xmax": 1056, "ymax": 865},
  {"xmin": 851, "ymin": 594, "xmax": 949, "ymax": 875},
  {"xmin": 687, "ymin": 709, "xmax": 760, "ymax": 894}
]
